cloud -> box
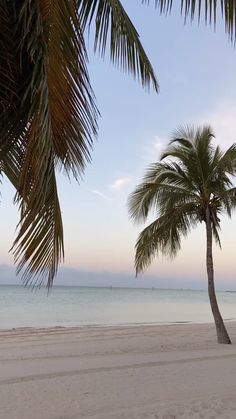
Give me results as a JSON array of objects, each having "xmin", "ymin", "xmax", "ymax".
[
  {"xmin": 110, "ymin": 177, "xmax": 131, "ymax": 190},
  {"xmin": 153, "ymin": 136, "xmax": 167, "ymax": 156},
  {"xmin": 199, "ymin": 101, "xmax": 236, "ymax": 148},
  {"xmin": 90, "ymin": 190, "xmax": 110, "ymax": 201},
  {"xmin": 143, "ymin": 135, "xmax": 168, "ymax": 164}
]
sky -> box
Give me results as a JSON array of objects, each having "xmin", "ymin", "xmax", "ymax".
[{"xmin": 1, "ymin": 2, "xmax": 236, "ymax": 289}]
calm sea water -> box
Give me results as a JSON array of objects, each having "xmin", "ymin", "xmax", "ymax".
[{"xmin": 0, "ymin": 285, "xmax": 236, "ymax": 330}]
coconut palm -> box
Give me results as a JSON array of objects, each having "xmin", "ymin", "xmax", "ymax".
[
  {"xmin": 1, "ymin": 1, "xmax": 236, "ymax": 287},
  {"xmin": 128, "ymin": 126, "xmax": 236, "ymax": 343}
]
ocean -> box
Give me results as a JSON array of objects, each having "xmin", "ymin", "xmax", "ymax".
[{"xmin": 0, "ymin": 285, "xmax": 236, "ymax": 330}]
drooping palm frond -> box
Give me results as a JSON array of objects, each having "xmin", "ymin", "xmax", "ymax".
[
  {"xmin": 134, "ymin": 202, "xmax": 198, "ymax": 274},
  {"xmin": 217, "ymin": 144, "xmax": 236, "ymax": 174},
  {"xmin": 162, "ymin": 126, "xmax": 216, "ymax": 190},
  {"xmin": 13, "ymin": 165, "xmax": 64, "ymax": 288},
  {"xmin": 128, "ymin": 161, "xmax": 198, "ymax": 224},
  {"xmin": 79, "ymin": 0, "xmax": 159, "ymax": 91},
  {"xmin": 142, "ymin": 0, "xmax": 236, "ymax": 41},
  {"xmin": 0, "ymin": 136, "xmax": 64, "ymax": 288},
  {"xmin": 15, "ymin": 0, "xmax": 97, "ymax": 287},
  {"xmin": 0, "ymin": 2, "xmax": 16, "ymax": 117},
  {"xmin": 0, "ymin": 0, "xmax": 98, "ymax": 287},
  {"xmin": 42, "ymin": 0, "xmax": 98, "ymax": 176},
  {"xmin": 217, "ymin": 187, "xmax": 236, "ymax": 216},
  {"xmin": 1, "ymin": 0, "xmax": 160, "ymax": 287}
]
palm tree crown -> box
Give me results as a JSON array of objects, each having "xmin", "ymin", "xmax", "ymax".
[{"xmin": 128, "ymin": 126, "xmax": 236, "ymax": 275}]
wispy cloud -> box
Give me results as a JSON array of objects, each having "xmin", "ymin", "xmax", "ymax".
[
  {"xmin": 143, "ymin": 135, "xmax": 168, "ymax": 164},
  {"xmin": 153, "ymin": 136, "xmax": 167, "ymax": 156},
  {"xmin": 90, "ymin": 189, "xmax": 110, "ymax": 201},
  {"xmin": 110, "ymin": 177, "xmax": 131, "ymax": 190},
  {"xmin": 199, "ymin": 101, "xmax": 236, "ymax": 148}
]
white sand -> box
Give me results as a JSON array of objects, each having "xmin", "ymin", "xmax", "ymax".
[{"xmin": 1, "ymin": 322, "xmax": 236, "ymax": 419}]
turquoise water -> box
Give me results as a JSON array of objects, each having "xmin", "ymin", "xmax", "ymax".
[{"xmin": 0, "ymin": 285, "xmax": 236, "ymax": 329}]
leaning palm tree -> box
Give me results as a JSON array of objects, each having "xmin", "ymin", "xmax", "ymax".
[
  {"xmin": 1, "ymin": 1, "xmax": 236, "ymax": 287},
  {"xmin": 128, "ymin": 126, "xmax": 236, "ymax": 344}
]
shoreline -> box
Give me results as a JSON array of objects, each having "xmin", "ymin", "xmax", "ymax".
[{"xmin": 0, "ymin": 317, "xmax": 235, "ymax": 334}]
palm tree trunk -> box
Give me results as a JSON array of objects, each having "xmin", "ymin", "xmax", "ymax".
[{"xmin": 205, "ymin": 207, "xmax": 231, "ymax": 344}]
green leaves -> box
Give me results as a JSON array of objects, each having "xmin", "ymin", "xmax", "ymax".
[
  {"xmin": 79, "ymin": 0, "xmax": 159, "ymax": 91},
  {"xmin": 0, "ymin": 0, "xmax": 97, "ymax": 287},
  {"xmin": 13, "ymin": 161, "xmax": 64, "ymax": 288},
  {"xmin": 2, "ymin": 0, "xmax": 235, "ymax": 287},
  {"xmin": 129, "ymin": 125, "xmax": 236, "ymax": 275},
  {"xmin": 143, "ymin": 1, "xmax": 236, "ymax": 41},
  {"xmin": 0, "ymin": 0, "xmax": 159, "ymax": 287},
  {"xmin": 134, "ymin": 202, "xmax": 198, "ymax": 274}
]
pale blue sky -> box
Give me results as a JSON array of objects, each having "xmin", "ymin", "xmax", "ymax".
[{"xmin": 1, "ymin": 2, "xmax": 236, "ymax": 288}]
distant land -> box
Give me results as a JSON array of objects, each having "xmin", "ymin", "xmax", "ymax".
[{"xmin": 0, "ymin": 264, "xmax": 235, "ymax": 291}]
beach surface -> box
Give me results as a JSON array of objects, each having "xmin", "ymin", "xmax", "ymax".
[{"xmin": 1, "ymin": 322, "xmax": 236, "ymax": 419}]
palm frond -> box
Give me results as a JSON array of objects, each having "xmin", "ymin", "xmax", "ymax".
[
  {"xmin": 1, "ymin": 0, "xmax": 159, "ymax": 287},
  {"xmin": 13, "ymin": 164, "xmax": 64, "ymax": 289},
  {"xmin": 212, "ymin": 222, "xmax": 221, "ymax": 248},
  {"xmin": 41, "ymin": 0, "xmax": 98, "ymax": 177},
  {"xmin": 161, "ymin": 125, "xmax": 216, "ymax": 196},
  {"xmin": 79, "ymin": 0, "xmax": 159, "ymax": 91},
  {"xmin": 217, "ymin": 143, "xmax": 236, "ymax": 174},
  {"xmin": 0, "ymin": 2, "xmax": 16, "ymax": 117},
  {"xmin": 0, "ymin": 0, "xmax": 98, "ymax": 287},
  {"xmin": 135, "ymin": 216, "xmax": 168, "ymax": 274},
  {"xmin": 0, "ymin": 140, "xmax": 64, "ymax": 289},
  {"xmin": 161, "ymin": 125, "xmax": 196, "ymax": 161},
  {"xmin": 128, "ymin": 161, "xmax": 198, "ymax": 224},
  {"xmin": 217, "ymin": 187, "xmax": 236, "ymax": 217},
  {"xmin": 142, "ymin": 1, "xmax": 236, "ymax": 41},
  {"xmin": 135, "ymin": 202, "xmax": 198, "ymax": 274}
]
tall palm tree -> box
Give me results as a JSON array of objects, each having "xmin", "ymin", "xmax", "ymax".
[
  {"xmin": 128, "ymin": 126, "xmax": 236, "ymax": 344},
  {"xmin": 1, "ymin": 1, "xmax": 236, "ymax": 287}
]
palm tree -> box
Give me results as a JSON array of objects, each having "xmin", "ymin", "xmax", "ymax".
[
  {"xmin": 128, "ymin": 126, "xmax": 236, "ymax": 344},
  {"xmin": 1, "ymin": 1, "xmax": 236, "ymax": 287}
]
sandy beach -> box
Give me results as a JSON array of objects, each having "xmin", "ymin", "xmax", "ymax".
[{"xmin": 1, "ymin": 322, "xmax": 236, "ymax": 419}]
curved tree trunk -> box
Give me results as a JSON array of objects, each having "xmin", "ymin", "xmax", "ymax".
[{"xmin": 205, "ymin": 207, "xmax": 231, "ymax": 344}]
